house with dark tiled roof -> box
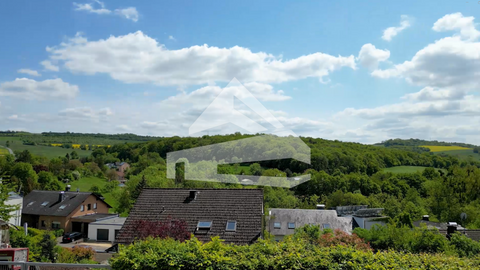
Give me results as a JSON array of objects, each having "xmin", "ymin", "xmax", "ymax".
[
  {"xmin": 116, "ymin": 188, "xmax": 264, "ymax": 245},
  {"xmin": 105, "ymin": 162, "xmax": 130, "ymax": 181},
  {"xmin": 21, "ymin": 188, "xmax": 114, "ymax": 236}
]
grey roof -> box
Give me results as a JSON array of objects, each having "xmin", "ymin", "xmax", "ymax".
[
  {"xmin": 22, "ymin": 190, "xmax": 111, "ymax": 217},
  {"xmin": 116, "ymin": 188, "xmax": 264, "ymax": 245},
  {"xmin": 71, "ymin": 213, "xmax": 118, "ymax": 222},
  {"xmin": 90, "ymin": 217, "xmax": 126, "ymax": 226},
  {"xmin": 353, "ymin": 208, "xmax": 384, "ymax": 217},
  {"xmin": 413, "ymin": 220, "xmax": 464, "ymax": 230},
  {"xmin": 268, "ymin": 208, "xmax": 352, "ymax": 235},
  {"xmin": 335, "ymin": 205, "xmax": 368, "ymax": 216}
]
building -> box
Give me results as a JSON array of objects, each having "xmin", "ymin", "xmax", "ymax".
[
  {"xmin": 351, "ymin": 208, "xmax": 388, "ymax": 229},
  {"xmin": 116, "ymin": 188, "xmax": 264, "ymax": 245},
  {"xmin": 105, "ymin": 162, "xmax": 130, "ymax": 181},
  {"xmin": 21, "ymin": 189, "xmax": 113, "ymax": 236},
  {"xmin": 267, "ymin": 206, "xmax": 352, "ymax": 241},
  {"xmin": 88, "ymin": 216, "xmax": 126, "ymax": 242},
  {"xmin": 413, "ymin": 215, "xmax": 465, "ymax": 230},
  {"xmin": 5, "ymin": 192, "xmax": 22, "ymax": 226}
]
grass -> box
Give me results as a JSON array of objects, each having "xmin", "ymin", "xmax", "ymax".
[
  {"xmin": 0, "ymin": 147, "xmax": 9, "ymax": 155},
  {"xmin": 382, "ymin": 166, "xmax": 446, "ymax": 174},
  {"xmin": 420, "ymin": 145, "xmax": 472, "ymax": 152},
  {"xmin": 0, "ymin": 140, "xmax": 92, "ymax": 159},
  {"xmin": 433, "ymin": 149, "xmax": 480, "ymax": 162},
  {"xmin": 60, "ymin": 176, "xmax": 118, "ymax": 213}
]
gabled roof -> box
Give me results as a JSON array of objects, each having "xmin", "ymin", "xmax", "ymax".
[
  {"xmin": 22, "ymin": 190, "xmax": 111, "ymax": 217},
  {"xmin": 116, "ymin": 188, "xmax": 264, "ymax": 245},
  {"xmin": 353, "ymin": 208, "xmax": 384, "ymax": 217}
]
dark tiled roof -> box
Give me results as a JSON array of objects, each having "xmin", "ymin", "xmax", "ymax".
[
  {"xmin": 353, "ymin": 208, "xmax": 384, "ymax": 217},
  {"xmin": 413, "ymin": 220, "xmax": 449, "ymax": 230},
  {"xmin": 22, "ymin": 190, "xmax": 111, "ymax": 217},
  {"xmin": 116, "ymin": 188, "xmax": 264, "ymax": 245}
]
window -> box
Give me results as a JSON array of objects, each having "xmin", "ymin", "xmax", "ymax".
[
  {"xmin": 322, "ymin": 223, "xmax": 331, "ymax": 229},
  {"xmin": 197, "ymin": 221, "xmax": 212, "ymax": 229},
  {"xmin": 226, "ymin": 221, "xmax": 237, "ymax": 231},
  {"xmin": 288, "ymin": 222, "xmax": 295, "ymax": 229},
  {"xmin": 81, "ymin": 205, "xmax": 84, "ymax": 211},
  {"xmin": 59, "ymin": 205, "xmax": 67, "ymax": 210},
  {"xmin": 27, "ymin": 202, "xmax": 35, "ymax": 206},
  {"xmin": 87, "ymin": 204, "xmax": 91, "ymax": 210},
  {"xmin": 41, "ymin": 201, "xmax": 49, "ymax": 206},
  {"xmin": 41, "ymin": 220, "xmax": 46, "ymax": 227},
  {"xmin": 93, "ymin": 203, "xmax": 97, "ymax": 209},
  {"xmin": 52, "ymin": 222, "xmax": 60, "ymax": 229},
  {"xmin": 274, "ymin": 222, "xmax": 281, "ymax": 229}
]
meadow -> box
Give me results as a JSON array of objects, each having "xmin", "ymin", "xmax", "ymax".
[
  {"xmin": 382, "ymin": 166, "xmax": 445, "ymax": 174},
  {"xmin": 0, "ymin": 147, "xmax": 9, "ymax": 155},
  {"xmin": 0, "ymin": 139, "xmax": 92, "ymax": 159},
  {"xmin": 420, "ymin": 145, "xmax": 472, "ymax": 152},
  {"xmin": 434, "ymin": 149, "xmax": 480, "ymax": 162}
]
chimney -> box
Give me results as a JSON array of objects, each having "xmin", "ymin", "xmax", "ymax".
[
  {"xmin": 66, "ymin": 185, "xmax": 71, "ymax": 192},
  {"xmin": 58, "ymin": 191, "xmax": 65, "ymax": 202},
  {"xmin": 447, "ymin": 222, "xmax": 458, "ymax": 235},
  {"xmin": 189, "ymin": 190, "xmax": 197, "ymax": 200},
  {"xmin": 422, "ymin": 215, "xmax": 429, "ymax": 221},
  {"xmin": 316, "ymin": 204, "xmax": 325, "ymax": 210}
]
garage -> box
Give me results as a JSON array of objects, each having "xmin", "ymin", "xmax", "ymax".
[{"xmin": 97, "ymin": 229, "xmax": 109, "ymax": 241}]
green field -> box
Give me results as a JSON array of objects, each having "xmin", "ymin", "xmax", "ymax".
[
  {"xmin": 382, "ymin": 166, "xmax": 445, "ymax": 174},
  {"xmin": 0, "ymin": 147, "xmax": 9, "ymax": 155},
  {"xmin": 60, "ymin": 176, "xmax": 118, "ymax": 212},
  {"xmin": 433, "ymin": 149, "xmax": 480, "ymax": 162},
  {"xmin": 0, "ymin": 138, "xmax": 92, "ymax": 159}
]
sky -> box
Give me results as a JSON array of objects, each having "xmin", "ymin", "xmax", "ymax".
[{"xmin": 1, "ymin": 0, "xmax": 480, "ymax": 144}]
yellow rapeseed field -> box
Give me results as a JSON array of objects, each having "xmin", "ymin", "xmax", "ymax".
[
  {"xmin": 421, "ymin": 145, "xmax": 472, "ymax": 152},
  {"xmin": 50, "ymin": 144, "xmax": 111, "ymax": 149}
]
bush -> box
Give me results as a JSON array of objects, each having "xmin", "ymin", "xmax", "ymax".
[
  {"xmin": 449, "ymin": 232, "xmax": 480, "ymax": 257},
  {"xmin": 53, "ymin": 229, "xmax": 64, "ymax": 237},
  {"xmin": 110, "ymin": 236, "xmax": 480, "ymax": 270},
  {"xmin": 57, "ymin": 246, "xmax": 95, "ymax": 263}
]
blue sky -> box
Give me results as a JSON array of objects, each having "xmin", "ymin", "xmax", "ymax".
[{"xmin": 1, "ymin": 0, "xmax": 480, "ymax": 144}]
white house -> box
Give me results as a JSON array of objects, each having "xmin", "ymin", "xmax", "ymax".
[
  {"xmin": 88, "ymin": 216, "xmax": 126, "ymax": 242},
  {"xmin": 5, "ymin": 192, "xmax": 22, "ymax": 226}
]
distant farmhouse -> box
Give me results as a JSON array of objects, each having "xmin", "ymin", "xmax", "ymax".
[
  {"xmin": 21, "ymin": 188, "xmax": 114, "ymax": 236},
  {"xmin": 116, "ymin": 189, "xmax": 264, "ymax": 245},
  {"xmin": 106, "ymin": 162, "xmax": 130, "ymax": 181}
]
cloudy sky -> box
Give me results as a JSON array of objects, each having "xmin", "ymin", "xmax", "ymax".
[{"xmin": 1, "ymin": 0, "xmax": 480, "ymax": 144}]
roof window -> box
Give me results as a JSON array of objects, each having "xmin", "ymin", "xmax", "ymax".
[{"xmin": 226, "ymin": 221, "xmax": 237, "ymax": 231}]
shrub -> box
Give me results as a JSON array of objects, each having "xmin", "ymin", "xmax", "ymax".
[{"xmin": 57, "ymin": 246, "xmax": 95, "ymax": 263}]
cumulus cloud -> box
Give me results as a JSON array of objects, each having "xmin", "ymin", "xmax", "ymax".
[
  {"xmin": 59, "ymin": 107, "xmax": 113, "ymax": 119},
  {"xmin": 44, "ymin": 31, "xmax": 355, "ymax": 86},
  {"xmin": 168, "ymin": 35, "xmax": 176, "ymax": 41},
  {"xmin": 73, "ymin": 0, "xmax": 111, "ymax": 14},
  {"xmin": 40, "ymin": 60, "xmax": 59, "ymax": 72},
  {"xmin": 114, "ymin": 7, "xmax": 139, "ymax": 22},
  {"xmin": 357, "ymin": 43, "xmax": 390, "ymax": 69},
  {"xmin": 73, "ymin": 1, "xmax": 139, "ymax": 21},
  {"xmin": 0, "ymin": 78, "xmax": 78, "ymax": 100},
  {"xmin": 433, "ymin": 12, "xmax": 480, "ymax": 41},
  {"xmin": 402, "ymin": 87, "xmax": 466, "ymax": 101},
  {"xmin": 17, "ymin": 69, "xmax": 41, "ymax": 77},
  {"xmin": 382, "ymin": 15, "xmax": 412, "ymax": 41}
]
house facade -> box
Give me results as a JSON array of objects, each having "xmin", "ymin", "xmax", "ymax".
[
  {"xmin": 21, "ymin": 190, "xmax": 112, "ymax": 236},
  {"xmin": 116, "ymin": 188, "xmax": 264, "ymax": 245},
  {"xmin": 267, "ymin": 208, "xmax": 352, "ymax": 241}
]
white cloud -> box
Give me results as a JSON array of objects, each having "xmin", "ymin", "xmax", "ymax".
[
  {"xmin": 114, "ymin": 7, "xmax": 139, "ymax": 22},
  {"xmin": 40, "ymin": 60, "xmax": 59, "ymax": 72},
  {"xmin": 433, "ymin": 12, "xmax": 480, "ymax": 41},
  {"xmin": 357, "ymin": 43, "xmax": 390, "ymax": 69},
  {"xmin": 73, "ymin": 0, "xmax": 111, "ymax": 14},
  {"xmin": 44, "ymin": 31, "xmax": 356, "ymax": 86},
  {"xmin": 0, "ymin": 78, "xmax": 78, "ymax": 100},
  {"xmin": 59, "ymin": 107, "xmax": 113, "ymax": 119},
  {"xmin": 17, "ymin": 69, "xmax": 41, "ymax": 77},
  {"xmin": 116, "ymin": 124, "xmax": 131, "ymax": 132},
  {"xmin": 168, "ymin": 35, "xmax": 176, "ymax": 41},
  {"xmin": 382, "ymin": 15, "xmax": 412, "ymax": 41},
  {"xmin": 73, "ymin": 1, "xmax": 139, "ymax": 21},
  {"xmin": 402, "ymin": 87, "xmax": 466, "ymax": 101}
]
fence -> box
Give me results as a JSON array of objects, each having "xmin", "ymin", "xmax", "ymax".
[{"xmin": 0, "ymin": 261, "xmax": 111, "ymax": 270}]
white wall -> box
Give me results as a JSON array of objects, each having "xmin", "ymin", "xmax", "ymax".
[
  {"xmin": 88, "ymin": 224, "xmax": 122, "ymax": 242},
  {"xmin": 5, "ymin": 195, "xmax": 22, "ymax": 226}
]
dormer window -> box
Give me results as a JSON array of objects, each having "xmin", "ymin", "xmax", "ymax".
[{"xmin": 226, "ymin": 221, "xmax": 237, "ymax": 231}]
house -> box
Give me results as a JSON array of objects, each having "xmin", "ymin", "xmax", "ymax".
[
  {"xmin": 413, "ymin": 215, "xmax": 465, "ymax": 230},
  {"xmin": 351, "ymin": 208, "xmax": 388, "ymax": 229},
  {"xmin": 5, "ymin": 192, "xmax": 22, "ymax": 226},
  {"xmin": 21, "ymin": 188, "xmax": 114, "ymax": 236},
  {"xmin": 116, "ymin": 188, "xmax": 264, "ymax": 245},
  {"xmin": 105, "ymin": 162, "xmax": 130, "ymax": 181},
  {"xmin": 88, "ymin": 216, "xmax": 126, "ymax": 242},
  {"xmin": 267, "ymin": 206, "xmax": 353, "ymax": 241}
]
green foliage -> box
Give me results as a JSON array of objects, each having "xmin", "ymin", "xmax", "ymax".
[
  {"xmin": 57, "ymin": 246, "xmax": 95, "ymax": 264},
  {"xmin": 110, "ymin": 236, "xmax": 480, "ymax": 270},
  {"xmin": 9, "ymin": 227, "xmax": 59, "ymax": 262},
  {"xmin": 39, "ymin": 232, "xmax": 57, "ymax": 262}
]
